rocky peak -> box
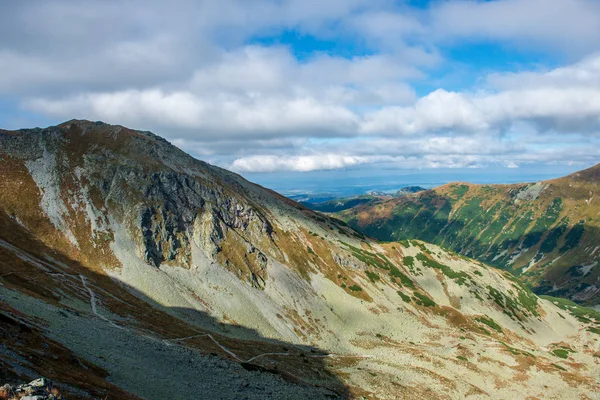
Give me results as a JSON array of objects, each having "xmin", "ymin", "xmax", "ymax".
[{"xmin": 0, "ymin": 121, "xmax": 282, "ymax": 285}]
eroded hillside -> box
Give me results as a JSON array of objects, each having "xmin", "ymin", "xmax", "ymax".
[{"xmin": 1, "ymin": 121, "xmax": 599, "ymax": 399}]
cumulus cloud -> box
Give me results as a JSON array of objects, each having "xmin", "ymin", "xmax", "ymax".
[
  {"xmin": 3, "ymin": 0, "xmax": 600, "ymax": 173},
  {"xmin": 229, "ymin": 152, "xmax": 510, "ymax": 172},
  {"xmin": 430, "ymin": 0, "xmax": 600, "ymax": 56},
  {"xmin": 28, "ymin": 53, "xmax": 600, "ymax": 139},
  {"xmin": 27, "ymin": 88, "xmax": 360, "ymax": 139},
  {"xmin": 230, "ymin": 154, "xmax": 386, "ymax": 172},
  {"xmin": 362, "ymin": 86, "xmax": 600, "ymax": 136}
]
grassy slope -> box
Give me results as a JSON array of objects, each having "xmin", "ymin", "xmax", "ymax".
[
  {"xmin": 301, "ymin": 196, "xmax": 383, "ymax": 213},
  {"xmin": 340, "ymin": 164, "xmax": 600, "ymax": 304}
]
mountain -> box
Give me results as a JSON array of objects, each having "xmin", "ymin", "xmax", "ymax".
[
  {"xmin": 303, "ymin": 187, "xmax": 426, "ymax": 214},
  {"xmin": 396, "ymin": 186, "xmax": 427, "ymax": 196},
  {"xmin": 339, "ymin": 164, "xmax": 600, "ymax": 305},
  {"xmin": 1, "ymin": 120, "xmax": 599, "ymax": 399},
  {"xmin": 302, "ymin": 195, "xmax": 384, "ymax": 213}
]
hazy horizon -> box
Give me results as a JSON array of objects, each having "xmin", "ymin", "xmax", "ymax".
[{"xmin": 241, "ymin": 162, "xmax": 592, "ymax": 198}]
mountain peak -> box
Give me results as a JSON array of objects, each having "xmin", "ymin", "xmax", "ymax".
[
  {"xmin": 562, "ymin": 161, "xmax": 600, "ymax": 182},
  {"xmin": 57, "ymin": 119, "xmax": 171, "ymax": 144}
]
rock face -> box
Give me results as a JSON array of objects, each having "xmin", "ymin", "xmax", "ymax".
[
  {"xmin": 1, "ymin": 120, "xmax": 599, "ymax": 399},
  {"xmin": 340, "ymin": 165, "xmax": 600, "ymax": 305},
  {"xmin": 0, "ymin": 121, "xmax": 276, "ymax": 285}
]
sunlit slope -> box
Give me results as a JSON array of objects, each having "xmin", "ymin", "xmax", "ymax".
[{"xmin": 340, "ymin": 164, "xmax": 600, "ymax": 304}]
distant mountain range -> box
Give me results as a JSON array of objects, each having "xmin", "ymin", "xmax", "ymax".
[
  {"xmin": 339, "ymin": 164, "xmax": 600, "ymax": 305},
  {"xmin": 301, "ymin": 186, "xmax": 427, "ymax": 213},
  {"xmin": 1, "ymin": 121, "xmax": 599, "ymax": 399}
]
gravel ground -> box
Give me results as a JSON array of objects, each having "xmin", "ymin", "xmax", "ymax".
[{"xmin": 0, "ymin": 286, "xmax": 343, "ymax": 400}]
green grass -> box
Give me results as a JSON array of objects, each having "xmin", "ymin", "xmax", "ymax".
[
  {"xmin": 413, "ymin": 292, "xmax": 436, "ymax": 307},
  {"xmin": 552, "ymin": 363, "xmax": 567, "ymax": 371},
  {"xmin": 500, "ymin": 342, "xmax": 535, "ymax": 357},
  {"xmin": 513, "ymin": 282, "xmax": 539, "ymax": 316},
  {"xmin": 456, "ymin": 356, "xmax": 468, "ymax": 362},
  {"xmin": 342, "ymin": 242, "xmax": 393, "ymax": 271},
  {"xmin": 398, "ymin": 240, "xmax": 411, "ymax": 248},
  {"xmin": 486, "ymin": 284, "xmax": 539, "ymax": 321},
  {"xmin": 478, "ymin": 327, "xmax": 491, "ymax": 336},
  {"xmin": 389, "ymin": 265, "xmax": 415, "ymax": 289},
  {"xmin": 552, "ymin": 349, "xmax": 570, "ymax": 359},
  {"xmin": 540, "ymin": 295, "xmax": 600, "ymax": 324},
  {"xmin": 416, "ymin": 253, "xmax": 471, "ymax": 285},
  {"xmin": 476, "ymin": 316, "xmax": 503, "ymax": 333},
  {"xmin": 451, "ymin": 184, "xmax": 469, "ymax": 197},
  {"xmin": 403, "ymin": 256, "xmax": 415, "ymax": 268},
  {"xmin": 560, "ymin": 220, "xmax": 585, "ymax": 253},
  {"xmin": 348, "ymin": 285, "xmax": 362, "ymax": 292},
  {"xmin": 540, "ymin": 219, "xmax": 568, "ymax": 254},
  {"xmin": 415, "ymin": 242, "xmax": 432, "ymax": 255},
  {"xmin": 471, "ymin": 290, "xmax": 484, "ymax": 302},
  {"xmin": 366, "ymin": 271, "xmax": 380, "ymax": 283},
  {"xmin": 397, "ymin": 291, "xmax": 411, "ymax": 303}
]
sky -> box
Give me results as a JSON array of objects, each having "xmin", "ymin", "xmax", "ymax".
[{"xmin": 1, "ymin": 0, "xmax": 600, "ymax": 195}]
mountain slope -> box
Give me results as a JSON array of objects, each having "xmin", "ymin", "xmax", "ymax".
[
  {"xmin": 1, "ymin": 120, "xmax": 599, "ymax": 399},
  {"xmin": 302, "ymin": 187, "xmax": 426, "ymax": 213},
  {"xmin": 340, "ymin": 164, "xmax": 600, "ymax": 305}
]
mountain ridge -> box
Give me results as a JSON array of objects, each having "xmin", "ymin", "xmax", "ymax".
[
  {"xmin": 1, "ymin": 120, "xmax": 599, "ymax": 399},
  {"xmin": 340, "ymin": 162, "xmax": 600, "ymax": 305}
]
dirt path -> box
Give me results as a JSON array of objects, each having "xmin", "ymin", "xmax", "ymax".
[{"xmin": 77, "ymin": 273, "xmax": 372, "ymax": 363}]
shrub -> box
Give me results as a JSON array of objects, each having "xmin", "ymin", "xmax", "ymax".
[{"xmin": 413, "ymin": 292, "xmax": 435, "ymax": 307}]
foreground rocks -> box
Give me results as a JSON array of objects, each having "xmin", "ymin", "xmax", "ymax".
[{"xmin": 0, "ymin": 378, "xmax": 63, "ymax": 400}]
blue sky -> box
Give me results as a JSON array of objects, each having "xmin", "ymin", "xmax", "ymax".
[{"xmin": 1, "ymin": 0, "xmax": 600, "ymax": 195}]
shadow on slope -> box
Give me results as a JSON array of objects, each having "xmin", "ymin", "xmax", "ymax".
[{"xmin": 0, "ymin": 212, "xmax": 351, "ymax": 400}]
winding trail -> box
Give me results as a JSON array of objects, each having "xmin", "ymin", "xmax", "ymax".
[
  {"xmin": 76, "ymin": 273, "xmax": 372, "ymax": 364},
  {"xmin": 79, "ymin": 274, "xmax": 125, "ymax": 331},
  {"xmin": 164, "ymin": 333, "xmax": 242, "ymax": 361}
]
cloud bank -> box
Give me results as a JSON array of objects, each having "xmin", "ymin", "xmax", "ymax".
[{"xmin": 1, "ymin": 0, "xmax": 600, "ymax": 172}]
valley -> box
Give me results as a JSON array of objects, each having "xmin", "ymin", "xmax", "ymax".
[
  {"xmin": 339, "ymin": 165, "xmax": 600, "ymax": 306},
  {"xmin": 1, "ymin": 121, "xmax": 599, "ymax": 399}
]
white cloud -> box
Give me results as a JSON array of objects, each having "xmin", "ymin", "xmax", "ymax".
[
  {"xmin": 361, "ymin": 54, "xmax": 600, "ymax": 136},
  {"xmin": 26, "ymin": 51, "xmax": 600, "ymax": 143},
  {"xmin": 4, "ymin": 0, "xmax": 600, "ymax": 174},
  {"xmin": 230, "ymin": 154, "xmax": 383, "ymax": 172},
  {"xmin": 487, "ymin": 52, "xmax": 600, "ymax": 89},
  {"xmin": 430, "ymin": 0, "xmax": 600, "ymax": 56},
  {"xmin": 27, "ymin": 88, "xmax": 360, "ymax": 139},
  {"xmin": 360, "ymin": 90, "xmax": 490, "ymax": 135},
  {"xmin": 229, "ymin": 152, "xmax": 509, "ymax": 172}
]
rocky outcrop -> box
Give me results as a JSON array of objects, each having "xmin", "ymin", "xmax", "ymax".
[
  {"xmin": 0, "ymin": 378, "xmax": 63, "ymax": 400},
  {"xmin": 0, "ymin": 121, "xmax": 277, "ymax": 284}
]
